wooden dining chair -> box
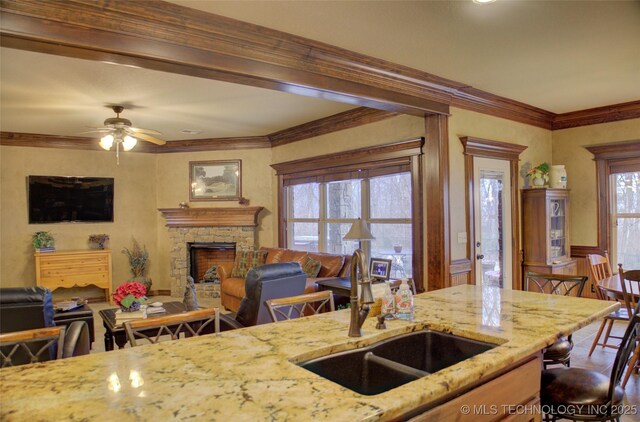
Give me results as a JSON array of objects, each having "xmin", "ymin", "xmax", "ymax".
[
  {"xmin": 588, "ymin": 266, "xmax": 633, "ymax": 357},
  {"xmin": 525, "ymin": 272, "xmax": 588, "ymax": 368},
  {"xmin": 124, "ymin": 308, "xmax": 220, "ymax": 347},
  {"xmin": 266, "ymin": 291, "xmax": 335, "ymax": 322},
  {"xmin": 619, "ymin": 265, "xmax": 640, "ymax": 388},
  {"xmin": 0, "ymin": 326, "xmax": 65, "ymax": 367},
  {"xmin": 587, "ymin": 252, "xmax": 614, "ymax": 300}
]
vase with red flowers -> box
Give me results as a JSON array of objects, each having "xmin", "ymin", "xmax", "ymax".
[{"xmin": 113, "ymin": 281, "xmax": 147, "ymax": 312}]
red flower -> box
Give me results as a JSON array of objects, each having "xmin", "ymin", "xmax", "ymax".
[{"xmin": 112, "ymin": 281, "xmax": 147, "ymax": 307}]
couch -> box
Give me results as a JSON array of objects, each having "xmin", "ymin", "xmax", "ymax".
[
  {"xmin": 219, "ymin": 247, "xmax": 352, "ymax": 312},
  {"xmin": 220, "ymin": 262, "xmax": 307, "ymax": 328}
]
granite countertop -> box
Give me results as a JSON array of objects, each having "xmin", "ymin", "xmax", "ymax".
[{"xmin": 0, "ymin": 285, "xmax": 618, "ymax": 421}]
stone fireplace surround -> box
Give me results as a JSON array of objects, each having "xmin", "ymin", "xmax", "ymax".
[{"xmin": 159, "ymin": 207, "xmax": 263, "ymax": 298}]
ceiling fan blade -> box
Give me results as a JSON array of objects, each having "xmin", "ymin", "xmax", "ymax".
[
  {"xmin": 134, "ymin": 132, "xmax": 166, "ymax": 146},
  {"xmin": 79, "ymin": 128, "xmax": 112, "ymax": 134},
  {"xmin": 129, "ymin": 126, "xmax": 162, "ymax": 135}
]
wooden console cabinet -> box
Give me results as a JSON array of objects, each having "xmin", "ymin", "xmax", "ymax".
[{"xmin": 35, "ymin": 249, "xmax": 112, "ymax": 301}]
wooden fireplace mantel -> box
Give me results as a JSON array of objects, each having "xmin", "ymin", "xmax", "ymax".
[{"xmin": 158, "ymin": 207, "xmax": 264, "ymax": 227}]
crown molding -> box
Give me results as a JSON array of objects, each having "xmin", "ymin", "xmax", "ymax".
[
  {"xmin": 157, "ymin": 137, "xmax": 271, "ymax": 153},
  {"xmin": 552, "ymin": 100, "xmax": 640, "ymax": 130},
  {"xmin": 268, "ymin": 107, "xmax": 397, "ymax": 147}
]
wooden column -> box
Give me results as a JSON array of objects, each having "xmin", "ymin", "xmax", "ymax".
[{"xmin": 424, "ymin": 114, "xmax": 450, "ymax": 291}]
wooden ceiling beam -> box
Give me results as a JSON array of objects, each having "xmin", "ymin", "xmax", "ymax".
[{"xmin": 0, "ymin": 0, "xmax": 562, "ymax": 129}]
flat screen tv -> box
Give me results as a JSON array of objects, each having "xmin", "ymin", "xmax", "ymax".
[{"xmin": 28, "ymin": 176, "xmax": 114, "ymax": 224}]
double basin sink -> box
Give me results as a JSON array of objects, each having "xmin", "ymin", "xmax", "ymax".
[{"xmin": 298, "ymin": 329, "xmax": 496, "ymax": 395}]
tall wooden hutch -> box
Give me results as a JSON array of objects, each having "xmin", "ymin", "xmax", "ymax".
[{"xmin": 522, "ymin": 189, "xmax": 577, "ymax": 279}]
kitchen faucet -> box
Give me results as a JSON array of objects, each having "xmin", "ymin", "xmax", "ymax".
[{"xmin": 349, "ymin": 249, "xmax": 375, "ymax": 337}]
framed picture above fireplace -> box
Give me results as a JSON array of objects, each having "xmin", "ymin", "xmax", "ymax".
[{"xmin": 189, "ymin": 160, "xmax": 242, "ymax": 201}]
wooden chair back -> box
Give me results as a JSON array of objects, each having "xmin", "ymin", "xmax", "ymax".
[
  {"xmin": 618, "ymin": 264, "xmax": 640, "ymax": 316},
  {"xmin": 525, "ymin": 272, "xmax": 588, "ymax": 297},
  {"xmin": 0, "ymin": 326, "xmax": 65, "ymax": 367},
  {"xmin": 266, "ymin": 291, "xmax": 335, "ymax": 322},
  {"xmin": 124, "ymin": 308, "xmax": 219, "ymax": 347},
  {"xmin": 587, "ymin": 252, "xmax": 613, "ymax": 298}
]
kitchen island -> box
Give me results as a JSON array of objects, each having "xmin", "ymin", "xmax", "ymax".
[{"xmin": 0, "ymin": 285, "xmax": 618, "ymax": 421}]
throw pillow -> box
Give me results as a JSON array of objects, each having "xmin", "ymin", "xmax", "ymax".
[
  {"xmin": 265, "ymin": 248, "xmax": 285, "ymax": 264},
  {"xmin": 309, "ymin": 253, "xmax": 345, "ymax": 277},
  {"xmin": 302, "ymin": 256, "xmax": 322, "ymax": 278},
  {"xmin": 231, "ymin": 249, "xmax": 267, "ymax": 278}
]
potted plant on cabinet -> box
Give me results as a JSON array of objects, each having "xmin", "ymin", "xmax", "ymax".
[
  {"xmin": 32, "ymin": 231, "xmax": 55, "ymax": 252},
  {"xmin": 122, "ymin": 238, "xmax": 152, "ymax": 294},
  {"xmin": 527, "ymin": 162, "xmax": 550, "ymax": 188}
]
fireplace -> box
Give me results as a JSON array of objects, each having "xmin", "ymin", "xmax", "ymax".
[
  {"xmin": 158, "ymin": 206, "xmax": 264, "ymax": 298},
  {"xmin": 188, "ymin": 242, "xmax": 236, "ymax": 283}
]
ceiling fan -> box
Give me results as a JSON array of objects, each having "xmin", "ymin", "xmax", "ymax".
[{"xmin": 85, "ymin": 105, "xmax": 166, "ymax": 163}]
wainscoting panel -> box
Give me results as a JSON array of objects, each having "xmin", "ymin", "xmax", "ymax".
[{"xmin": 450, "ymin": 259, "xmax": 472, "ymax": 287}]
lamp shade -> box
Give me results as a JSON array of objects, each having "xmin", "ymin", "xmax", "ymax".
[
  {"xmin": 343, "ymin": 218, "xmax": 375, "ymax": 241},
  {"xmin": 99, "ymin": 134, "xmax": 114, "ymax": 150}
]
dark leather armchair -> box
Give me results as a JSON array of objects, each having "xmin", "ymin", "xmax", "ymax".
[
  {"xmin": 220, "ymin": 262, "xmax": 307, "ymax": 330},
  {"xmin": 0, "ymin": 287, "xmax": 90, "ymax": 365}
]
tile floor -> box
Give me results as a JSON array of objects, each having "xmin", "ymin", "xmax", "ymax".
[{"xmin": 84, "ymin": 297, "xmax": 639, "ymax": 419}]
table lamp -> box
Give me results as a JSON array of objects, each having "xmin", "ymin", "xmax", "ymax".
[{"xmin": 343, "ymin": 218, "xmax": 375, "ymax": 243}]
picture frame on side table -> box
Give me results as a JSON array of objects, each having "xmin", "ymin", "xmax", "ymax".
[
  {"xmin": 369, "ymin": 258, "xmax": 392, "ymax": 280},
  {"xmin": 189, "ymin": 160, "xmax": 242, "ymax": 201}
]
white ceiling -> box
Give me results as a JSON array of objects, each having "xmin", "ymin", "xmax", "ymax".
[
  {"xmin": 170, "ymin": 0, "xmax": 640, "ymax": 113},
  {"xmin": 1, "ymin": 1, "xmax": 639, "ymax": 142},
  {"xmin": 0, "ymin": 48, "xmax": 354, "ymax": 141}
]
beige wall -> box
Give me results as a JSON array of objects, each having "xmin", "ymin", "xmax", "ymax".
[
  {"xmin": 154, "ymin": 148, "xmax": 274, "ymax": 289},
  {"xmin": 0, "ymin": 146, "xmax": 158, "ymax": 295},
  {"xmin": 2, "ymin": 114, "xmax": 636, "ymax": 295},
  {"xmin": 448, "ymin": 107, "xmax": 553, "ymax": 260},
  {"xmin": 552, "ymin": 118, "xmax": 640, "ymax": 246}
]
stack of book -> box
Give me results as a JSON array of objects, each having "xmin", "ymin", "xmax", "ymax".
[{"xmin": 115, "ymin": 308, "xmax": 146, "ymax": 324}]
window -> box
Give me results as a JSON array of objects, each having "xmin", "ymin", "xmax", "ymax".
[
  {"xmin": 273, "ymin": 139, "xmax": 423, "ymax": 289},
  {"xmin": 286, "ymin": 173, "xmax": 413, "ymax": 277},
  {"xmin": 585, "ymin": 140, "xmax": 640, "ymax": 268},
  {"xmin": 611, "ymin": 171, "xmax": 640, "ymax": 268}
]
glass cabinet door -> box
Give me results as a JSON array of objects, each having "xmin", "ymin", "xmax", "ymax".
[{"xmin": 549, "ymin": 198, "xmax": 567, "ymax": 260}]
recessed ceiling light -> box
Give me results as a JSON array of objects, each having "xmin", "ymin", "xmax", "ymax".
[
  {"xmin": 180, "ymin": 129, "xmax": 202, "ymax": 135},
  {"xmin": 472, "ymin": 0, "xmax": 496, "ymax": 3}
]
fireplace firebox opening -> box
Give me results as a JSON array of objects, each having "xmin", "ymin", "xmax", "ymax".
[{"xmin": 187, "ymin": 242, "xmax": 236, "ymax": 283}]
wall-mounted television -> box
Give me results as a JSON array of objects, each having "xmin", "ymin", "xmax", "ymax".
[{"xmin": 28, "ymin": 176, "xmax": 114, "ymax": 224}]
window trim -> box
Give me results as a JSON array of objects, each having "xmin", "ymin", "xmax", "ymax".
[
  {"xmin": 272, "ymin": 138, "xmax": 424, "ymax": 290},
  {"xmin": 584, "ymin": 140, "xmax": 640, "ymax": 257}
]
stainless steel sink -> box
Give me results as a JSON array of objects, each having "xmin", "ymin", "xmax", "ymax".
[{"xmin": 299, "ymin": 329, "xmax": 496, "ymax": 395}]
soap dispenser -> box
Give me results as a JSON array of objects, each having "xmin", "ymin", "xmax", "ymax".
[
  {"xmin": 395, "ymin": 279, "xmax": 414, "ymax": 321},
  {"xmin": 381, "ymin": 282, "xmax": 395, "ymax": 318}
]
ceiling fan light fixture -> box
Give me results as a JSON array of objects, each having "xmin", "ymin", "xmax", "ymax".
[
  {"xmin": 99, "ymin": 134, "xmax": 114, "ymax": 150},
  {"xmin": 122, "ymin": 135, "xmax": 137, "ymax": 151}
]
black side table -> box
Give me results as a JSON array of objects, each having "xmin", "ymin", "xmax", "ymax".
[{"xmin": 54, "ymin": 304, "xmax": 95, "ymax": 346}]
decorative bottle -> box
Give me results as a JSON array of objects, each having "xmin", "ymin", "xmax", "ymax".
[
  {"xmin": 395, "ymin": 279, "xmax": 414, "ymax": 321},
  {"xmin": 549, "ymin": 165, "xmax": 567, "ymax": 189},
  {"xmin": 381, "ymin": 283, "xmax": 395, "ymax": 318}
]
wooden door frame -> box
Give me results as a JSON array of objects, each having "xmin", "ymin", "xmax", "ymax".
[{"xmin": 459, "ymin": 137, "xmax": 527, "ymax": 289}]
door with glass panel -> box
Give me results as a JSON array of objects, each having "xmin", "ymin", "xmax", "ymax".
[
  {"xmin": 611, "ymin": 171, "xmax": 640, "ymax": 269},
  {"xmin": 473, "ymin": 157, "xmax": 512, "ymax": 289}
]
